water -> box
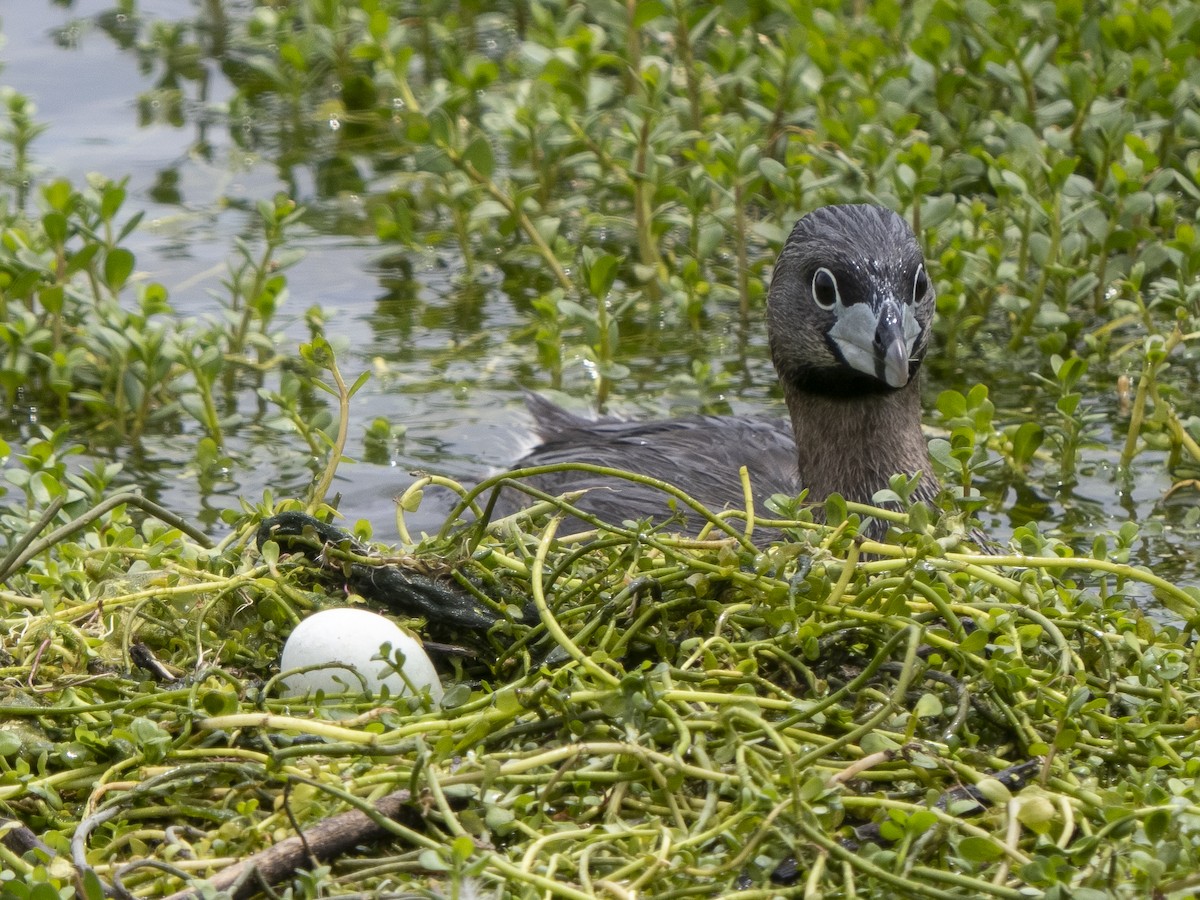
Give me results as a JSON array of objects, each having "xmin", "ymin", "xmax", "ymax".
[{"xmin": 2, "ymin": 2, "xmax": 1196, "ymax": 588}]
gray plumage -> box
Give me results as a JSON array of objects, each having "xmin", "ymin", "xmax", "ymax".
[{"xmin": 498, "ymin": 204, "xmax": 939, "ymax": 539}]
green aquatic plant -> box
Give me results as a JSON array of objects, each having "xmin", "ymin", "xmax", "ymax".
[
  {"xmin": 4, "ymin": 462, "xmax": 1200, "ymax": 898},
  {"xmin": 223, "ymin": 197, "xmax": 305, "ymax": 361},
  {"xmin": 0, "ymin": 93, "xmax": 322, "ymax": 507},
  {"xmin": 3, "ymin": 1, "xmax": 1200, "ymax": 896},
  {"xmin": 0, "ymin": 87, "xmax": 45, "ymax": 210}
]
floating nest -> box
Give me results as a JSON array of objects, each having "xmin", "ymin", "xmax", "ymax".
[{"xmin": 1, "ymin": 476, "xmax": 1198, "ymax": 899}]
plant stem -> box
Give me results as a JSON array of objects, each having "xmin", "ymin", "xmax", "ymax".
[
  {"xmin": 451, "ymin": 154, "xmax": 573, "ymax": 294},
  {"xmin": 307, "ymin": 353, "xmax": 352, "ymax": 511}
]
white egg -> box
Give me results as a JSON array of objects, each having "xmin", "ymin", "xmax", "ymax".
[{"xmin": 280, "ymin": 608, "xmax": 443, "ymax": 704}]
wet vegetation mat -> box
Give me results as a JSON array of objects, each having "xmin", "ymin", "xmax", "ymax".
[
  {"xmin": 2, "ymin": 0, "xmax": 1200, "ymax": 898},
  {"xmin": 3, "ymin": 481, "xmax": 1200, "ymax": 898}
]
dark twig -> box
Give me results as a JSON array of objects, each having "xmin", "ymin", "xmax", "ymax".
[
  {"xmin": 159, "ymin": 788, "xmax": 417, "ymax": 900},
  {"xmin": 71, "ymin": 806, "xmax": 121, "ymax": 897},
  {"xmin": 0, "ymin": 816, "xmax": 55, "ymax": 859}
]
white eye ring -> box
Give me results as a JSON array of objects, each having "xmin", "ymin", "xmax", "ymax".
[
  {"xmin": 811, "ymin": 267, "xmax": 840, "ymax": 309},
  {"xmin": 913, "ymin": 264, "xmax": 929, "ymax": 303}
]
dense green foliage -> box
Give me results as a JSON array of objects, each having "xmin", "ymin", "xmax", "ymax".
[
  {"xmin": 2, "ymin": 1, "xmax": 1200, "ymax": 898},
  {"xmin": 3, "ymin": 0, "xmax": 1200, "ymax": 510}
]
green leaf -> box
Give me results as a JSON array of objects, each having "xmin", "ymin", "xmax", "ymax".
[
  {"xmin": 936, "ymin": 389, "xmax": 967, "ymax": 418},
  {"xmin": 1010, "ymin": 422, "xmax": 1044, "ymax": 466},
  {"xmin": 99, "ymin": 180, "xmax": 127, "ymax": 220},
  {"xmin": 141, "ymin": 282, "xmax": 171, "ymax": 313},
  {"xmin": 38, "ymin": 284, "xmax": 64, "ymax": 315},
  {"xmin": 928, "ymin": 438, "xmax": 954, "ymax": 469},
  {"xmin": 798, "ymin": 774, "xmax": 828, "ymax": 802},
  {"xmin": 1056, "ymin": 393, "xmax": 1081, "ymax": 417},
  {"xmin": 907, "ymin": 809, "xmax": 937, "ymax": 834},
  {"xmin": 532, "ymin": 215, "xmax": 560, "ymax": 245},
  {"xmin": 65, "ymin": 242, "xmax": 100, "ymax": 275},
  {"xmin": 557, "ymin": 299, "xmax": 596, "ymax": 325},
  {"xmin": 824, "ymin": 492, "xmax": 848, "ymax": 526},
  {"xmin": 1051, "ymin": 353, "xmax": 1088, "ymax": 389},
  {"xmin": 484, "ymin": 804, "xmax": 515, "ymax": 832},
  {"xmin": 462, "ymin": 135, "xmax": 495, "ymax": 177},
  {"xmin": 79, "ymin": 872, "xmax": 108, "ymax": 900},
  {"xmin": 42, "ymin": 211, "xmax": 68, "ymax": 245},
  {"xmin": 0, "ymin": 730, "xmax": 21, "ymax": 756},
  {"xmin": 42, "ymin": 178, "xmax": 74, "ymax": 212},
  {"xmin": 440, "ymin": 682, "xmax": 472, "ymax": 708},
  {"xmin": 418, "ymin": 848, "xmax": 450, "ymax": 871},
  {"xmin": 450, "ymin": 834, "xmax": 475, "ymax": 863},
  {"xmin": 910, "ymin": 752, "xmax": 940, "ymax": 769},
  {"xmin": 1144, "ymin": 807, "xmax": 1170, "ymax": 843},
  {"xmin": 104, "ymin": 248, "xmax": 136, "ymax": 291},
  {"xmin": 758, "ymin": 157, "xmax": 789, "ymax": 189},
  {"xmin": 860, "ymin": 732, "xmax": 900, "ymax": 754},
  {"xmin": 914, "ymin": 693, "xmax": 943, "ymax": 719},
  {"xmin": 117, "ymin": 209, "xmax": 145, "ymax": 242},
  {"xmin": 1016, "ymin": 796, "xmax": 1057, "ymax": 832},
  {"xmin": 30, "ymin": 471, "xmax": 58, "ymax": 506},
  {"xmin": 958, "ymin": 836, "xmax": 1005, "ymax": 862},
  {"xmin": 470, "ymin": 199, "xmax": 509, "ymax": 222},
  {"xmin": 201, "ymin": 690, "xmax": 238, "ymax": 716},
  {"xmin": 973, "ymin": 777, "xmax": 1013, "ymax": 805},
  {"xmin": 583, "ymin": 249, "xmax": 619, "ymax": 299},
  {"xmin": 413, "ymin": 146, "xmax": 454, "ymax": 174},
  {"xmin": 958, "ymin": 629, "xmax": 988, "ymax": 655},
  {"xmin": 631, "ymin": 0, "xmax": 668, "ymax": 26},
  {"xmin": 1053, "ymin": 727, "xmax": 1079, "ymax": 750},
  {"xmin": 1065, "ymin": 689, "xmax": 1091, "ymax": 717}
]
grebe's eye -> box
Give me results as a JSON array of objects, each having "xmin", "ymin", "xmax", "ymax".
[
  {"xmin": 913, "ymin": 264, "xmax": 929, "ymax": 302},
  {"xmin": 812, "ymin": 267, "xmax": 840, "ymax": 309}
]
